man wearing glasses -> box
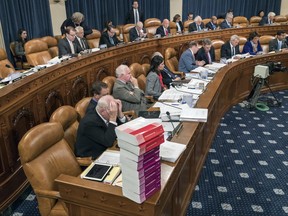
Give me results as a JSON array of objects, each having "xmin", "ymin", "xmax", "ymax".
[{"xmin": 58, "ymin": 26, "xmax": 82, "ymax": 57}]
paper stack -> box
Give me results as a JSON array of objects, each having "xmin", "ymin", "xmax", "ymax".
[
  {"xmin": 115, "ymin": 117, "xmax": 164, "ymax": 203},
  {"xmin": 180, "ymin": 107, "xmax": 208, "ymax": 122}
]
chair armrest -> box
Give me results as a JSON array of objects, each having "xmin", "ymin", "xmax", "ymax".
[
  {"xmin": 34, "ymin": 189, "xmax": 61, "ymax": 199},
  {"xmin": 76, "ymin": 157, "xmax": 93, "ymax": 166}
]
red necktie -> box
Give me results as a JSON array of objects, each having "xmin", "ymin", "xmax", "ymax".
[{"xmin": 165, "ymin": 29, "xmax": 168, "ymax": 36}]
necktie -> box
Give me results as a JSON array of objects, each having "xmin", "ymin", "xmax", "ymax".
[
  {"xmin": 197, "ymin": 25, "xmax": 201, "ymax": 31},
  {"xmin": 206, "ymin": 52, "xmax": 211, "ymax": 64},
  {"xmin": 165, "ymin": 28, "xmax": 168, "ymax": 36},
  {"xmin": 81, "ymin": 39, "xmax": 86, "ymax": 50},
  {"xmin": 231, "ymin": 47, "xmax": 235, "ymax": 56},
  {"xmin": 69, "ymin": 41, "xmax": 75, "ymax": 54},
  {"xmin": 134, "ymin": 9, "xmax": 139, "ymax": 24}
]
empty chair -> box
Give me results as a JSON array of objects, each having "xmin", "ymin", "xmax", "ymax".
[
  {"xmin": 144, "ymin": 18, "xmax": 161, "ymax": 38},
  {"xmin": 259, "ymin": 35, "xmax": 274, "ymax": 54},
  {"xmin": 217, "ymin": 18, "xmax": 224, "ymax": 26},
  {"xmin": 0, "ymin": 48, "xmax": 15, "ymax": 78},
  {"xmin": 183, "ymin": 20, "xmax": 193, "ymax": 32},
  {"xmin": 164, "ymin": 47, "xmax": 181, "ymax": 74},
  {"xmin": 24, "ymin": 39, "xmax": 52, "ymax": 66},
  {"xmin": 86, "ymin": 29, "xmax": 101, "ymax": 48},
  {"xmin": 238, "ymin": 36, "xmax": 248, "ymax": 53},
  {"xmin": 211, "ymin": 39, "xmax": 225, "ymax": 61},
  {"xmin": 233, "ymin": 16, "xmax": 249, "ymax": 27},
  {"xmin": 41, "ymin": 36, "xmax": 59, "ymax": 58},
  {"xmin": 122, "ymin": 24, "xmax": 136, "ymax": 43},
  {"xmin": 169, "ymin": 21, "xmax": 177, "ymax": 35},
  {"xmin": 18, "ymin": 122, "xmax": 81, "ymax": 216},
  {"xmin": 274, "ymin": 15, "xmax": 288, "ymax": 25},
  {"xmin": 75, "ymin": 97, "xmax": 92, "ymax": 119},
  {"xmin": 249, "ymin": 16, "xmax": 261, "ymax": 26},
  {"xmin": 202, "ymin": 18, "xmax": 211, "ymax": 27}
]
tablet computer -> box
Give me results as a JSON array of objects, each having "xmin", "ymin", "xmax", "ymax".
[{"xmin": 81, "ymin": 162, "xmax": 112, "ymax": 182}]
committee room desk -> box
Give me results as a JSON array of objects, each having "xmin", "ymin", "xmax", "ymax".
[
  {"xmin": 55, "ymin": 53, "xmax": 288, "ymax": 216},
  {"xmin": 0, "ymin": 24, "xmax": 288, "ymax": 211}
]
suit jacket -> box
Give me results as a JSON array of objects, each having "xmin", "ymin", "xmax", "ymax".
[
  {"xmin": 269, "ymin": 38, "xmax": 288, "ymax": 52},
  {"xmin": 242, "ymin": 41, "xmax": 263, "ymax": 55},
  {"xmin": 178, "ymin": 49, "xmax": 198, "ymax": 73},
  {"xmin": 74, "ymin": 37, "xmax": 89, "ymax": 51},
  {"xmin": 156, "ymin": 26, "xmax": 171, "ymax": 37},
  {"xmin": 145, "ymin": 71, "xmax": 162, "ymax": 99},
  {"xmin": 126, "ymin": 9, "xmax": 144, "ymax": 24},
  {"xmin": 74, "ymin": 111, "xmax": 117, "ymax": 159},
  {"xmin": 206, "ymin": 21, "xmax": 218, "ymax": 30},
  {"xmin": 112, "ymin": 79, "xmax": 146, "ymax": 114},
  {"xmin": 259, "ymin": 17, "xmax": 273, "ymax": 26},
  {"xmin": 99, "ymin": 31, "xmax": 120, "ymax": 48},
  {"xmin": 58, "ymin": 38, "xmax": 82, "ymax": 58},
  {"xmin": 196, "ymin": 46, "xmax": 216, "ymax": 65},
  {"xmin": 85, "ymin": 98, "xmax": 97, "ymax": 114},
  {"xmin": 188, "ymin": 22, "xmax": 204, "ymax": 32},
  {"xmin": 161, "ymin": 66, "xmax": 178, "ymax": 87},
  {"xmin": 129, "ymin": 27, "xmax": 147, "ymax": 42},
  {"xmin": 220, "ymin": 41, "xmax": 240, "ymax": 59},
  {"xmin": 220, "ymin": 20, "xmax": 232, "ymax": 29},
  {"xmin": 60, "ymin": 18, "xmax": 92, "ymax": 36}
]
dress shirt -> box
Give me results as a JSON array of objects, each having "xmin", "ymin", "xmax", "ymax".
[
  {"xmin": 68, "ymin": 40, "xmax": 75, "ymax": 54},
  {"xmin": 176, "ymin": 22, "xmax": 181, "ymax": 32},
  {"xmin": 278, "ymin": 40, "xmax": 282, "ymax": 50},
  {"xmin": 134, "ymin": 9, "xmax": 139, "ymax": 24}
]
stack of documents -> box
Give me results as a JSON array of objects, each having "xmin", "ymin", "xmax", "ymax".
[
  {"xmin": 160, "ymin": 140, "xmax": 186, "ymax": 163},
  {"xmin": 180, "ymin": 107, "xmax": 208, "ymax": 122},
  {"xmin": 115, "ymin": 117, "xmax": 164, "ymax": 203}
]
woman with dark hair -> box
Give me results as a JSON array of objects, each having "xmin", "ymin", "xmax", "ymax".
[
  {"xmin": 15, "ymin": 28, "xmax": 28, "ymax": 61},
  {"xmin": 257, "ymin": 10, "xmax": 265, "ymax": 18},
  {"xmin": 173, "ymin": 14, "xmax": 184, "ymax": 34},
  {"xmin": 146, "ymin": 56, "xmax": 165, "ymax": 100},
  {"xmin": 242, "ymin": 31, "xmax": 263, "ymax": 55}
]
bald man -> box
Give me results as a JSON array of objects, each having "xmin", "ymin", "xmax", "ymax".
[
  {"xmin": 156, "ymin": 19, "xmax": 170, "ymax": 37},
  {"xmin": 129, "ymin": 21, "xmax": 147, "ymax": 42}
]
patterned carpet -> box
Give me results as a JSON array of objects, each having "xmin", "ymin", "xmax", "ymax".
[{"xmin": 3, "ymin": 91, "xmax": 287, "ymax": 216}]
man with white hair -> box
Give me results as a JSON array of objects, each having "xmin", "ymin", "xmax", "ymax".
[
  {"xmin": 220, "ymin": 35, "xmax": 241, "ymax": 59},
  {"xmin": 112, "ymin": 65, "xmax": 147, "ymax": 114},
  {"xmin": 129, "ymin": 21, "xmax": 147, "ymax": 42},
  {"xmin": 156, "ymin": 19, "xmax": 170, "ymax": 37},
  {"xmin": 75, "ymin": 26, "xmax": 89, "ymax": 51},
  {"xmin": 220, "ymin": 13, "xmax": 233, "ymax": 29},
  {"xmin": 188, "ymin": 16, "xmax": 204, "ymax": 32},
  {"xmin": 259, "ymin": 12, "xmax": 276, "ymax": 26}
]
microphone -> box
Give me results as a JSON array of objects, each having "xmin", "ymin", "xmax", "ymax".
[{"xmin": 166, "ymin": 111, "xmax": 176, "ymax": 137}]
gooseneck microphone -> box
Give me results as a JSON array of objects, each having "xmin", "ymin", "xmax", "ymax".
[{"xmin": 166, "ymin": 111, "xmax": 176, "ymax": 136}]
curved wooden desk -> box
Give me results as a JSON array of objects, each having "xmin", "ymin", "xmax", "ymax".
[{"xmin": 0, "ymin": 25, "xmax": 288, "ymax": 211}]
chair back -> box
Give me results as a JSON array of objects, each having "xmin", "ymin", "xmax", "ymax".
[
  {"xmin": 202, "ymin": 18, "xmax": 210, "ymax": 26},
  {"xmin": 142, "ymin": 63, "xmax": 150, "ymax": 76},
  {"xmin": 211, "ymin": 39, "xmax": 225, "ymax": 61},
  {"xmin": 25, "ymin": 39, "xmax": 52, "ymax": 66},
  {"xmin": 0, "ymin": 48, "xmax": 14, "ymax": 78},
  {"xmin": 238, "ymin": 36, "xmax": 248, "ymax": 53},
  {"xmin": 49, "ymin": 106, "xmax": 79, "ymax": 150},
  {"xmin": 233, "ymin": 16, "xmax": 248, "ymax": 27},
  {"xmin": 9, "ymin": 41, "xmax": 30, "ymax": 69},
  {"xmin": 122, "ymin": 24, "xmax": 135, "ymax": 43},
  {"xmin": 144, "ymin": 18, "xmax": 161, "ymax": 38},
  {"xmin": 75, "ymin": 97, "xmax": 92, "ymax": 120},
  {"xmin": 259, "ymin": 35, "xmax": 274, "ymax": 54},
  {"xmin": 183, "ymin": 20, "xmax": 193, "ymax": 32},
  {"xmin": 129, "ymin": 63, "xmax": 146, "ymax": 91},
  {"xmin": 165, "ymin": 47, "xmax": 179, "ymax": 73},
  {"xmin": 274, "ymin": 15, "xmax": 288, "ymax": 25},
  {"xmin": 86, "ymin": 29, "xmax": 101, "ymax": 48},
  {"xmin": 217, "ymin": 18, "xmax": 224, "ymax": 25},
  {"xmin": 41, "ymin": 36, "xmax": 59, "ymax": 58},
  {"xmin": 102, "ymin": 76, "xmax": 116, "ymax": 94},
  {"xmin": 18, "ymin": 122, "xmax": 81, "ymax": 216},
  {"xmin": 169, "ymin": 21, "xmax": 177, "ymax": 35},
  {"xmin": 249, "ymin": 16, "xmax": 261, "ymax": 26}
]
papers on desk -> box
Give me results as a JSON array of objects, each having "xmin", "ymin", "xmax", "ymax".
[
  {"xmin": 153, "ymin": 102, "xmax": 183, "ymax": 121},
  {"xmin": 180, "ymin": 107, "xmax": 208, "ymax": 122},
  {"xmin": 205, "ymin": 62, "xmax": 226, "ymax": 72},
  {"xmin": 186, "ymin": 78, "xmax": 210, "ymax": 89},
  {"xmin": 158, "ymin": 87, "xmax": 201, "ymax": 102},
  {"xmin": 160, "ymin": 140, "xmax": 186, "ymax": 163},
  {"xmin": 95, "ymin": 150, "xmax": 120, "ymax": 166}
]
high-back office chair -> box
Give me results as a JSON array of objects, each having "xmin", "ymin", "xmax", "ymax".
[
  {"xmin": 183, "ymin": 20, "xmax": 193, "ymax": 32},
  {"xmin": 202, "ymin": 18, "xmax": 210, "ymax": 27},
  {"xmin": 18, "ymin": 122, "xmax": 81, "ymax": 216},
  {"xmin": 217, "ymin": 18, "xmax": 224, "ymax": 26},
  {"xmin": 144, "ymin": 18, "xmax": 161, "ymax": 38},
  {"xmin": 10, "ymin": 41, "xmax": 31, "ymax": 69},
  {"xmin": 74, "ymin": 97, "xmax": 92, "ymax": 120},
  {"xmin": 238, "ymin": 36, "xmax": 248, "ymax": 53},
  {"xmin": 142, "ymin": 63, "xmax": 150, "ymax": 76},
  {"xmin": 233, "ymin": 16, "xmax": 249, "ymax": 28},
  {"xmin": 24, "ymin": 39, "xmax": 52, "ymax": 66},
  {"xmin": 259, "ymin": 35, "xmax": 274, "ymax": 54},
  {"xmin": 0, "ymin": 48, "xmax": 15, "ymax": 78},
  {"xmin": 274, "ymin": 15, "xmax": 288, "ymax": 25},
  {"xmin": 211, "ymin": 39, "xmax": 225, "ymax": 61},
  {"xmin": 165, "ymin": 47, "xmax": 183, "ymax": 76},
  {"xmin": 169, "ymin": 21, "xmax": 177, "ymax": 35},
  {"xmin": 86, "ymin": 29, "xmax": 101, "ymax": 48},
  {"xmin": 122, "ymin": 24, "xmax": 135, "ymax": 43},
  {"xmin": 129, "ymin": 63, "xmax": 147, "ymax": 91},
  {"xmin": 249, "ymin": 16, "xmax": 261, "ymax": 26},
  {"xmin": 102, "ymin": 76, "xmax": 116, "ymax": 94},
  {"xmin": 41, "ymin": 36, "xmax": 59, "ymax": 58}
]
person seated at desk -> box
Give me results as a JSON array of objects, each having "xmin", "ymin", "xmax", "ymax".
[
  {"xmin": 152, "ymin": 52, "xmax": 181, "ymax": 88},
  {"xmin": 15, "ymin": 28, "xmax": 28, "ymax": 62},
  {"xmin": 188, "ymin": 16, "xmax": 204, "ymax": 32},
  {"xmin": 75, "ymin": 26, "xmax": 90, "ymax": 51},
  {"xmin": 220, "ymin": 13, "xmax": 233, "ymax": 29},
  {"xmin": 112, "ymin": 65, "xmax": 147, "ymax": 114},
  {"xmin": 129, "ymin": 21, "xmax": 147, "ymax": 42},
  {"xmin": 178, "ymin": 41, "xmax": 205, "ymax": 73},
  {"xmin": 60, "ymin": 12, "xmax": 92, "ymax": 37},
  {"xmin": 58, "ymin": 26, "xmax": 82, "ymax": 58},
  {"xmin": 75, "ymin": 95, "xmax": 126, "ymax": 159},
  {"xmin": 259, "ymin": 12, "xmax": 275, "ymax": 26},
  {"xmin": 269, "ymin": 30, "xmax": 288, "ymax": 52},
  {"xmin": 172, "ymin": 14, "xmax": 184, "ymax": 34},
  {"xmin": 146, "ymin": 56, "xmax": 165, "ymax": 100},
  {"xmin": 206, "ymin": 16, "xmax": 218, "ymax": 31},
  {"xmin": 99, "ymin": 25, "xmax": 120, "ymax": 48},
  {"xmin": 220, "ymin": 35, "xmax": 241, "ymax": 60},
  {"xmin": 257, "ymin": 10, "xmax": 265, "ymax": 19},
  {"xmin": 242, "ymin": 31, "xmax": 263, "ymax": 55},
  {"xmin": 156, "ymin": 19, "xmax": 170, "ymax": 37},
  {"xmin": 86, "ymin": 81, "xmax": 109, "ymax": 114},
  {"xmin": 196, "ymin": 38, "xmax": 215, "ymax": 65}
]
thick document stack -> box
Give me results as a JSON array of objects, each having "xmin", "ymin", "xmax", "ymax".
[{"xmin": 115, "ymin": 117, "xmax": 164, "ymax": 203}]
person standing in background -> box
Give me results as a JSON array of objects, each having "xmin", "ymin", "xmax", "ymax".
[{"xmin": 126, "ymin": 0, "xmax": 144, "ymax": 24}]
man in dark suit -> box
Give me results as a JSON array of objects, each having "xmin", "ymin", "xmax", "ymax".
[
  {"xmin": 206, "ymin": 16, "xmax": 218, "ymax": 30},
  {"xmin": 126, "ymin": 0, "xmax": 144, "ymax": 24},
  {"xmin": 99, "ymin": 25, "xmax": 120, "ymax": 48},
  {"xmin": 196, "ymin": 39, "xmax": 216, "ymax": 65},
  {"xmin": 75, "ymin": 26, "xmax": 89, "ymax": 51},
  {"xmin": 220, "ymin": 35, "xmax": 241, "ymax": 59},
  {"xmin": 188, "ymin": 16, "xmax": 204, "ymax": 32},
  {"xmin": 129, "ymin": 21, "xmax": 147, "ymax": 42},
  {"xmin": 259, "ymin": 12, "xmax": 276, "ymax": 26},
  {"xmin": 58, "ymin": 26, "xmax": 82, "ymax": 58},
  {"xmin": 220, "ymin": 13, "xmax": 233, "ymax": 29},
  {"xmin": 75, "ymin": 95, "xmax": 126, "ymax": 159},
  {"xmin": 268, "ymin": 30, "xmax": 288, "ymax": 52},
  {"xmin": 86, "ymin": 81, "xmax": 109, "ymax": 114},
  {"xmin": 156, "ymin": 19, "xmax": 170, "ymax": 37}
]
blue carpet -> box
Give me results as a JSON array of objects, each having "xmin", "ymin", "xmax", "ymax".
[{"xmin": 5, "ymin": 91, "xmax": 288, "ymax": 216}]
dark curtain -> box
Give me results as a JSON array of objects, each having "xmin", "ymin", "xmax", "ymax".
[
  {"xmin": 0, "ymin": 0, "xmax": 53, "ymax": 64},
  {"xmin": 182, "ymin": 0, "xmax": 281, "ymax": 20},
  {"xmin": 65, "ymin": 0, "xmax": 170, "ymax": 31}
]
